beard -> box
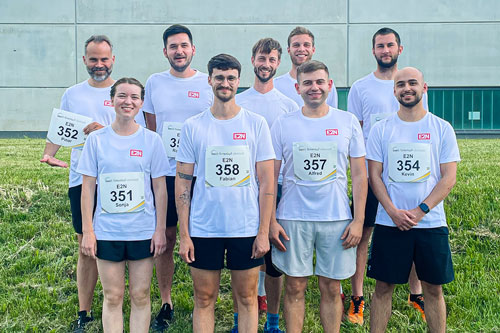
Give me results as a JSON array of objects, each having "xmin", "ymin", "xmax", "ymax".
[
  {"xmin": 398, "ymin": 93, "xmax": 422, "ymax": 108},
  {"xmin": 375, "ymin": 54, "xmax": 398, "ymax": 69},
  {"xmin": 291, "ymin": 54, "xmax": 312, "ymax": 67},
  {"xmin": 254, "ymin": 66, "xmax": 276, "ymax": 83},
  {"xmin": 87, "ymin": 65, "xmax": 112, "ymax": 82},
  {"xmin": 215, "ymin": 87, "xmax": 234, "ymax": 102},
  {"xmin": 167, "ymin": 54, "xmax": 192, "ymax": 73}
]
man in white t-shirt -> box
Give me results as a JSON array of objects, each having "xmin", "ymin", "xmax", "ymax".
[
  {"xmin": 270, "ymin": 60, "xmax": 367, "ymax": 333},
  {"xmin": 366, "ymin": 67, "xmax": 459, "ymax": 333},
  {"xmin": 346, "ymin": 28, "xmax": 425, "ymax": 325},
  {"xmin": 176, "ymin": 54, "xmax": 275, "ymax": 333},
  {"xmin": 233, "ymin": 38, "xmax": 298, "ymax": 333},
  {"xmin": 274, "ymin": 26, "xmax": 338, "ymax": 109},
  {"xmin": 142, "ymin": 24, "xmax": 214, "ymax": 332},
  {"xmin": 40, "ymin": 35, "xmax": 124, "ymax": 332}
]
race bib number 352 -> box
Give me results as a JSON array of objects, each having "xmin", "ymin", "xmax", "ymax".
[
  {"xmin": 205, "ymin": 146, "xmax": 251, "ymax": 187},
  {"xmin": 99, "ymin": 172, "xmax": 145, "ymax": 213},
  {"xmin": 46, "ymin": 108, "xmax": 92, "ymax": 147},
  {"xmin": 293, "ymin": 141, "xmax": 337, "ymax": 183},
  {"xmin": 161, "ymin": 122, "xmax": 183, "ymax": 158},
  {"xmin": 388, "ymin": 143, "xmax": 431, "ymax": 182}
]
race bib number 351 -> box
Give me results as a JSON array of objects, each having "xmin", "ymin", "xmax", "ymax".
[
  {"xmin": 388, "ymin": 143, "xmax": 431, "ymax": 182},
  {"xmin": 46, "ymin": 108, "xmax": 92, "ymax": 147},
  {"xmin": 293, "ymin": 141, "xmax": 337, "ymax": 183},
  {"xmin": 205, "ymin": 146, "xmax": 251, "ymax": 187},
  {"xmin": 99, "ymin": 172, "xmax": 145, "ymax": 213},
  {"xmin": 161, "ymin": 122, "xmax": 183, "ymax": 158}
]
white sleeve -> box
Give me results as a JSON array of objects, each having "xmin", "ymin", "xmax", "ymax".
[
  {"xmin": 256, "ymin": 118, "xmax": 276, "ymax": 162},
  {"xmin": 142, "ymin": 76, "xmax": 155, "ymax": 114},
  {"xmin": 439, "ymin": 122, "xmax": 461, "ymax": 164},
  {"xmin": 150, "ymin": 133, "xmax": 171, "ymax": 178},
  {"xmin": 270, "ymin": 116, "xmax": 283, "ymax": 161},
  {"xmin": 347, "ymin": 84, "xmax": 363, "ymax": 121},
  {"xmin": 326, "ymin": 81, "xmax": 339, "ymax": 109},
  {"xmin": 60, "ymin": 89, "xmax": 69, "ymax": 111},
  {"xmin": 76, "ymin": 133, "xmax": 98, "ymax": 177},
  {"xmin": 176, "ymin": 121, "xmax": 196, "ymax": 164},
  {"xmin": 348, "ymin": 115, "xmax": 366, "ymax": 158},
  {"xmin": 366, "ymin": 122, "xmax": 383, "ymax": 163}
]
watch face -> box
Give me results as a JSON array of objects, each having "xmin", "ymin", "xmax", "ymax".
[{"xmin": 419, "ymin": 203, "xmax": 430, "ymax": 213}]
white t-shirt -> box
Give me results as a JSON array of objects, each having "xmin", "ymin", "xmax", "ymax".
[
  {"xmin": 348, "ymin": 72, "xmax": 429, "ymax": 144},
  {"xmin": 77, "ymin": 126, "xmax": 170, "ymax": 241},
  {"xmin": 271, "ymin": 107, "xmax": 365, "ymax": 221},
  {"xmin": 176, "ymin": 108, "xmax": 276, "ymax": 238},
  {"xmin": 235, "ymin": 87, "xmax": 299, "ymax": 128},
  {"xmin": 366, "ymin": 112, "xmax": 460, "ymax": 229},
  {"xmin": 274, "ymin": 72, "xmax": 338, "ymax": 109},
  {"xmin": 60, "ymin": 80, "xmax": 115, "ymax": 188},
  {"xmin": 142, "ymin": 70, "xmax": 214, "ymax": 176}
]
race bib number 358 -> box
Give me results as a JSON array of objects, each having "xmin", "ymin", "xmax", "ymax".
[
  {"xmin": 293, "ymin": 141, "xmax": 337, "ymax": 183},
  {"xmin": 388, "ymin": 143, "xmax": 431, "ymax": 182},
  {"xmin": 46, "ymin": 108, "xmax": 92, "ymax": 147},
  {"xmin": 205, "ymin": 146, "xmax": 251, "ymax": 187},
  {"xmin": 99, "ymin": 172, "xmax": 145, "ymax": 213}
]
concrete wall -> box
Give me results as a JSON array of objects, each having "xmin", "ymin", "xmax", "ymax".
[{"xmin": 0, "ymin": 0, "xmax": 499, "ymax": 131}]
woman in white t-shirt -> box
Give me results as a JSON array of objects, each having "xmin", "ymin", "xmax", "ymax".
[{"xmin": 78, "ymin": 78, "xmax": 169, "ymax": 332}]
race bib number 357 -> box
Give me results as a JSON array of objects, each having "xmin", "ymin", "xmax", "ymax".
[
  {"xmin": 46, "ymin": 108, "xmax": 92, "ymax": 147},
  {"xmin": 205, "ymin": 146, "xmax": 251, "ymax": 187},
  {"xmin": 161, "ymin": 122, "xmax": 183, "ymax": 158},
  {"xmin": 99, "ymin": 172, "xmax": 145, "ymax": 213},
  {"xmin": 293, "ymin": 141, "xmax": 337, "ymax": 183},
  {"xmin": 388, "ymin": 143, "xmax": 431, "ymax": 182}
]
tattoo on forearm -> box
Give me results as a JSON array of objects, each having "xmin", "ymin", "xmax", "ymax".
[
  {"xmin": 178, "ymin": 172, "xmax": 193, "ymax": 180},
  {"xmin": 177, "ymin": 188, "xmax": 191, "ymax": 206}
]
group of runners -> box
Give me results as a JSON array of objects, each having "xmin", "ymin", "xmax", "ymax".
[{"xmin": 40, "ymin": 24, "xmax": 459, "ymax": 333}]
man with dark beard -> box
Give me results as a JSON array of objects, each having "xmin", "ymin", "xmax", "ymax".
[
  {"xmin": 40, "ymin": 35, "xmax": 124, "ymax": 332},
  {"xmin": 143, "ymin": 24, "xmax": 213, "ymax": 332},
  {"xmin": 346, "ymin": 27, "xmax": 426, "ymax": 325},
  {"xmin": 231, "ymin": 38, "xmax": 297, "ymax": 333}
]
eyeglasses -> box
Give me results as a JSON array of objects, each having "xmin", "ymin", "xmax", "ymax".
[{"xmin": 212, "ymin": 75, "xmax": 238, "ymax": 84}]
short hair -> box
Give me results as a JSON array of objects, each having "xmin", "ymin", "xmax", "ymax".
[
  {"xmin": 296, "ymin": 60, "xmax": 329, "ymax": 82},
  {"xmin": 207, "ymin": 54, "xmax": 242, "ymax": 77},
  {"xmin": 163, "ymin": 24, "xmax": 193, "ymax": 47},
  {"xmin": 287, "ymin": 26, "xmax": 315, "ymax": 47},
  {"xmin": 252, "ymin": 38, "xmax": 282, "ymax": 60},
  {"xmin": 84, "ymin": 35, "xmax": 113, "ymax": 54},
  {"xmin": 372, "ymin": 27, "xmax": 401, "ymax": 47},
  {"xmin": 110, "ymin": 77, "xmax": 145, "ymax": 101}
]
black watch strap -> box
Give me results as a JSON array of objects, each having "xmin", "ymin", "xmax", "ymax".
[{"xmin": 419, "ymin": 203, "xmax": 430, "ymax": 214}]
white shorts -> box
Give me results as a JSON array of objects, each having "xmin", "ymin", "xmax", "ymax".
[{"xmin": 272, "ymin": 219, "xmax": 356, "ymax": 280}]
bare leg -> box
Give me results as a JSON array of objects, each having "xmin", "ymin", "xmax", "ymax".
[
  {"xmin": 77, "ymin": 234, "xmax": 98, "ymax": 312},
  {"xmin": 231, "ymin": 267, "xmax": 260, "ymax": 332},
  {"xmin": 318, "ymin": 276, "xmax": 342, "ymax": 333},
  {"xmin": 283, "ymin": 276, "xmax": 308, "ymax": 333},
  {"xmin": 421, "ymin": 282, "xmax": 446, "ymax": 333},
  {"xmin": 155, "ymin": 226, "xmax": 177, "ymax": 307},
  {"xmin": 191, "ymin": 267, "xmax": 221, "ymax": 333},
  {"xmin": 370, "ymin": 280, "xmax": 395, "ymax": 333},
  {"xmin": 265, "ymin": 275, "xmax": 283, "ymax": 314},
  {"xmin": 97, "ymin": 259, "xmax": 125, "ymax": 333},
  {"xmin": 350, "ymin": 226, "xmax": 373, "ymax": 296},
  {"xmin": 408, "ymin": 263, "xmax": 423, "ymax": 294},
  {"xmin": 128, "ymin": 257, "xmax": 154, "ymax": 333}
]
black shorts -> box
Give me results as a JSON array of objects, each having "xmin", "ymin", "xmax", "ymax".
[
  {"xmin": 68, "ymin": 185, "xmax": 97, "ymax": 234},
  {"xmin": 96, "ymin": 239, "xmax": 153, "ymax": 262},
  {"xmin": 190, "ymin": 237, "xmax": 264, "ymax": 270},
  {"xmin": 350, "ymin": 184, "xmax": 378, "ymax": 228},
  {"xmin": 367, "ymin": 225, "xmax": 454, "ymax": 285},
  {"xmin": 165, "ymin": 176, "xmax": 196, "ymax": 228}
]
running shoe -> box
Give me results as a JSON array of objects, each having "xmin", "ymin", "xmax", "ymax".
[
  {"xmin": 347, "ymin": 296, "xmax": 364, "ymax": 325},
  {"xmin": 263, "ymin": 322, "xmax": 284, "ymax": 333},
  {"xmin": 258, "ymin": 295, "xmax": 267, "ymax": 314},
  {"xmin": 151, "ymin": 303, "xmax": 174, "ymax": 332},
  {"xmin": 408, "ymin": 294, "xmax": 426, "ymax": 322},
  {"xmin": 70, "ymin": 310, "xmax": 94, "ymax": 333}
]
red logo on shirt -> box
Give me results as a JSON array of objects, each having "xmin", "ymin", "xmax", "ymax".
[
  {"xmin": 233, "ymin": 133, "xmax": 247, "ymax": 140},
  {"xmin": 188, "ymin": 91, "xmax": 200, "ymax": 98},
  {"xmin": 130, "ymin": 149, "xmax": 143, "ymax": 157},
  {"xmin": 104, "ymin": 100, "xmax": 113, "ymax": 107},
  {"xmin": 326, "ymin": 129, "xmax": 338, "ymax": 136},
  {"xmin": 418, "ymin": 133, "xmax": 431, "ymax": 140}
]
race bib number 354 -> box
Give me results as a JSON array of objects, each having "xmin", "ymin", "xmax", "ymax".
[
  {"xmin": 205, "ymin": 146, "xmax": 251, "ymax": 187},
  {"xmin": 46, "ymin": 108, "xmax": 92, "ymax": 147},
  {"xmin": 99, "ymin": 172, "xmax": 145, "ymax": 213},
  {"xmin": 293, "ymin": 141, "xmax": 337, "ymax": 183},
  {"xmin": 388, "ymin": 143, "xmax": 431, "ymax": 182}
]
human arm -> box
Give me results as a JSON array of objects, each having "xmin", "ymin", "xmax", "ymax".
[
  {"xmin": 151, "ymin": 176, "xmax": 167, "ymax": 257},
  {"xmin": 145, "ymin": 113, "xmax": 157, "ymax": 132},
  {"xmin": 80, "ymin": 175, "xmax": 97, "ymax": 259},
  {"xmin": 252, "ymin": 159, "xmax": 274, "ymax": 259},
  {"xmin": 83, "ymin": 122, "xmax": 105, "ymax": 135},
  {"xmin": 269, "ymin": 160, "xmax": 289, "ymax": 252},
  {"xmin": 40, "ymin": 142, "xmax": 68, "ymax": 168},
  {"xmin": 175, "ymin": 162, "xmax": 195, "ymax": 263},
  {"xmin": 341, "ymin": 156, "xmax": 367, "ymax": 248}
]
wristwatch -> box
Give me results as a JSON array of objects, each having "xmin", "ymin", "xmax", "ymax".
[{"xmin": 418, "ymin": 202, "xmax": 430, "ymax": 214}]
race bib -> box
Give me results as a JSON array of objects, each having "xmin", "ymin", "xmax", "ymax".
[
  {"xmin": 370, "ymin": 112, "xmax": 393, "ymax": 127},
  {"xmin": 99, "ymin": 172, "xmax": 145, "ymax": 213},
  {"xmin": 388, "ymin": 143, "xmax": 431, "ymax": 182},
  {"xmin": 47, "ymin": 108, "xmax": 92, "ymax": 147},
  {"xmin": 293, "ymin": 141, "xmax": 337, "ymax": 183},
  {"xmin": 205, "ymin": 146, "xmax": 251, "ymax": 187},
  {"xmin": 161, "ymin": 122, "xmax": 182, "ymax": 158}
]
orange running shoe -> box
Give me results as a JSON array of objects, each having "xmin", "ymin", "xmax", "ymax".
[
  {"xmin": 258, "ymin": 295, "xmax": 267, "ymax": 314},
  {"xmin": 347, "ymin": 296, "xmax": 364, "ymax": 325},
  {"xmin": 408, "ymin": 294, "xmax": 426, "ymax": 322}
]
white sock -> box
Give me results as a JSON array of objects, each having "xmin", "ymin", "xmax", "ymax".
[{"xmin": 258, "ymin": 271, "xmax": 266, "ymax": 296}]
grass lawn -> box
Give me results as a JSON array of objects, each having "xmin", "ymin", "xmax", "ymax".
[{"xmin": 0, "ymin": 138, "xmax": 499, "ymax": 332}]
